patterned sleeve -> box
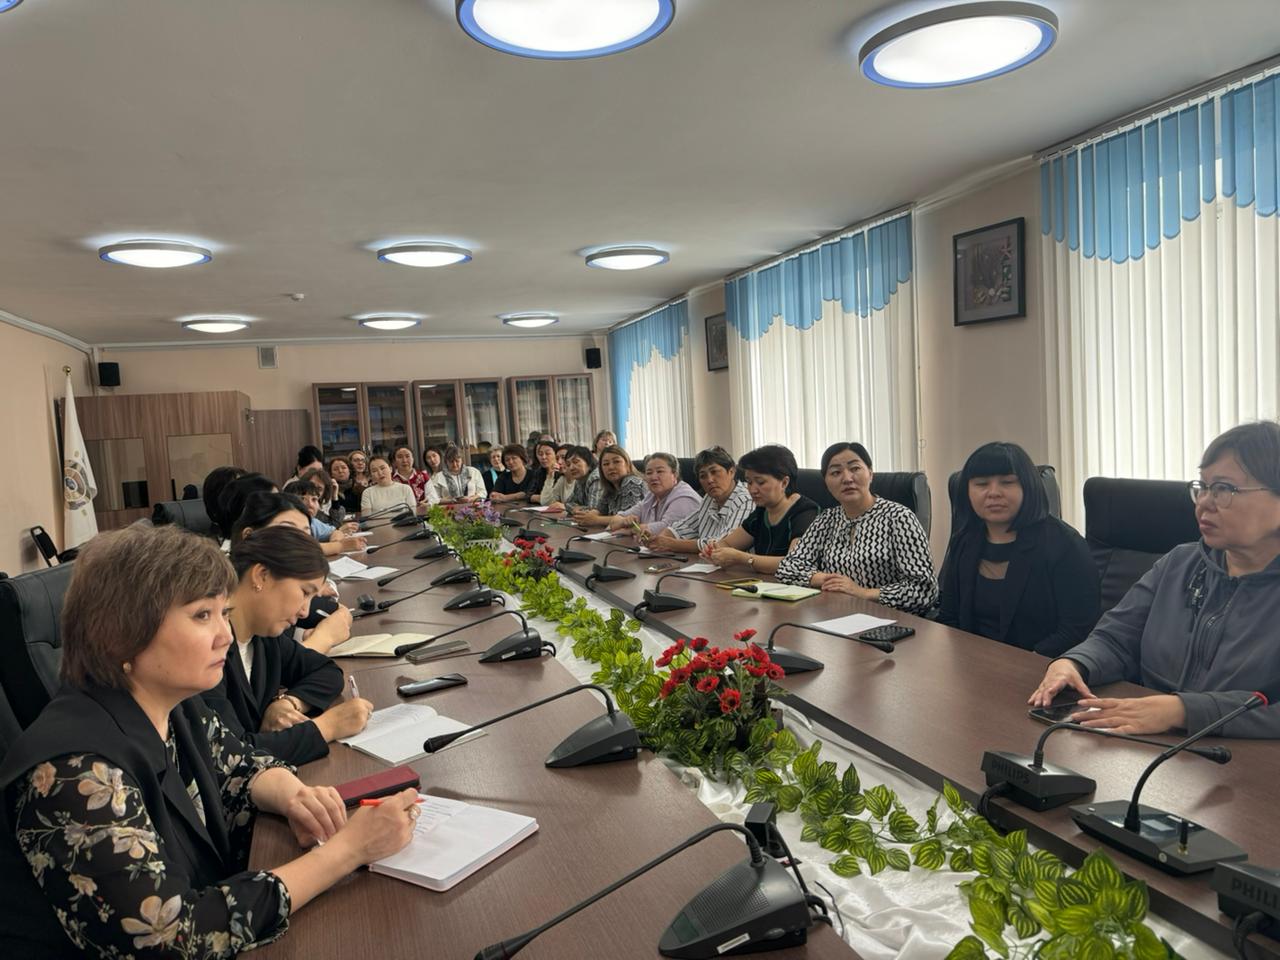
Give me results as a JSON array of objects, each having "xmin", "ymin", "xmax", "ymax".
[
  {"xmin": 775, "ymin": 510, "xmax": 831, "ymax": 585},
  {"xmin": 695, "ymin": 489, "xmax": 754, "ymax": 550},
  {"xmin": 875, "ymin": 508, "xmax": 939, "ymax": 614},
  {"xmin": 199, "ymin": 708, "xmax": 293, "ymax": 861},
  {"xmin": 614, "ymin": 476, "xmax": 645, "ymax": 514},
  {"xmin": 669, "ymin": 500, "xmax": 706, "ymax": 540},
  {"xmin": 13, "ymin": 754, "xmax": 290, "ymax": 958}
]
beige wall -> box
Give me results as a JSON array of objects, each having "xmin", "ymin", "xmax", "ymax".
[
  {"xmin": 98, "ymin": 335, "xmax": 610, "ymax": 444},
  {"xmin": 916, "ymin": 165, "xmax": 1046, "ymax": 559},
  {"xmin": 0, "ymin": 322, "xmax": 94, "ymax": 574},
  {"xmin": 685, "ymin": 285, "xmax": 732, "ymax": 452}
]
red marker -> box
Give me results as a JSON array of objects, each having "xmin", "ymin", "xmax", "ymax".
[{"xmin": 359, "ymin": 797, "xmax": 425, "ymax": 807}]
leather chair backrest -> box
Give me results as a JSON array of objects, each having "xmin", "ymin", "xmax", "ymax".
[
  {"xmin": 793, "ymin": 468, "xmax": 931, "ymax": 537},
  {"xmin": 0, "ymin": 562, "xmax": 76, "ymax": 729},
  {"xmin": 946, "ymin": 465, "xmax": 1063, "ymax": 541},
  {"xmin": 1083, "ymin": 477, "xmax": 1200, "ymax": 613},
  {"xmin": 676, "ymin": 458, "xmax": 700, "ymax": 491},
  {"xmin": 151, "ymin": 499, "xmax": 214, "ymax": 537},
  {"xmin": 0, "ymin": 673, "xmax": 22, "ymax": 763}
]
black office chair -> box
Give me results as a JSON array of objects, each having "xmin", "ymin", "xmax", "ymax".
[
  {"xmin": 792, "ymin": 468, "xmax": 932, "ymax": 537},
  {"xmin": 151, "ymin": 499, "xmax": 215, "ymax": 537},
  {"xmin": 945, "ymin": 465, "xmax": 1063, "ymax": 541},
  {"xmin": 676, "ymin": 457, "xmax": 699, "ymax": 490},
  {"xmin": 1083, "ymin": 477, "xmax": 1201, "ymax": 613},
  {"xmin": 0, "ymin": 674, "xmax": 21, "ymax": 762},
  {"xmin": 0, "ymin": 562, "xmax": 76, "ymax": 729},
  {"xmin": 28, "ymin": 526, "xmax": 78, "ymax": 567}
]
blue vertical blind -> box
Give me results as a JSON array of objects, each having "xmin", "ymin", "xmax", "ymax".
[{"xmin": 607, "ymin": 300, "xmax": 689, "ymax": 449}]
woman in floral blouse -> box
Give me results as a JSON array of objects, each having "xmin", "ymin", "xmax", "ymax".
[{"xmin": 0, "ymin": 525, "xmax": 418, "ymax": 958}]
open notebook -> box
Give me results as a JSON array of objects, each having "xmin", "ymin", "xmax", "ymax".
[
  {"xmin": 339, "ymin": 703, "xmax": 482, "ymax": 763},
  {"xmin": 731, "ymin": 582, "xmax": 821, "ymax": 601},
  {"xmin": 329, "ymin": 632, "xmax": 433, "ymax": 657},
  {"xmin": 371, "ymin": 794, "xmax": 538, "ymax": 892}
]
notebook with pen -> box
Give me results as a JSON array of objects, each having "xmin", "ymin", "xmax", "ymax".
[
  {"xmin": 731, "ymin": 581, "xmax": 821, "ymax": 601},
  {"xmin": 328, "ymin": 632, "xmax": 433, "ymax": 658}
]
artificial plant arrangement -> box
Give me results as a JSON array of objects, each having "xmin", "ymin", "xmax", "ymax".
[{"xmin": 426, "ymin": 501, "xmax": 502, "ymax": 544}]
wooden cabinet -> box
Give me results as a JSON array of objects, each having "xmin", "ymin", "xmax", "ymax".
[
  {"xmin": 313, "ymin": 382, "xmax": 412, "ymax": 460},
  {"xmin": 413, "ymin": 379, "xmax": 508, "ymax": 464},
  {"xmin": 507, "ymin": 374, "xmax": 595, "ymax": 446}
]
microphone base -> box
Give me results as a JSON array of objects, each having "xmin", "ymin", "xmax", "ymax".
[
  {"xmin": 980, "ymin": 751, "xmax": 1095, "ymax": 811},
  {"xmin": 432, "ymin": 567, "xmax": 476, "ymax": 586},
  {"xmin": 640, "ymin": 589, "xmax": 697, "ymax": 614},
  {"xmin": 546, "ymin": 712, "xmax": 641, "ymax": 767},
  {"xmin": 766, "ymin": 646, "xmax": 823, "ymax": 674},
  {"xmin": 658, "ymin": 855, "xmax": 810, "ymax": 958},
  {"xmin": 479, "ymin": 629, "xmax": 544, "ymax": 663},
  {"xmin": 444, "ymin": 588, "xmax": 500, "ymax": 611},
  {"xmin": 591, "ymin": 564, "xmax": 636, "ymax": 583},
  {"xmin": 414, "ymin": 544, "xmax": 451, "ymax": 560},
  {"xmin": 1070, "ymin": 800, "xmax": 1247, "ymax": 875},
  {"xmin": 393, "ymin": 516, "xmax": 422, "ymax": 527},
  {"xmin": 556, "ymin": 549, "xmax": 595, "ymax": 564},
  {"xmin": 1212, "ymin": 861, "xmax": 1280, "ymax": 929}
]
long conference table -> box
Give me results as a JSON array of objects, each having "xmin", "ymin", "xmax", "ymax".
[{"xmin": 251, "ymin": 510, "xmax": 1280, "ymax": 960}]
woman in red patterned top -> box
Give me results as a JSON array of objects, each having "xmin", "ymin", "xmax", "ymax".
[{"xmin": 391, "ymin": 446, "xmax": 432, "ymax": 504}]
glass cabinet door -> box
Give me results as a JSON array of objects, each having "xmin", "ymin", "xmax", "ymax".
[
  {"xmin": 461, "ymin": 379, "xmax": 505, "ymax": 463},
  {"xmin": 365, "ymin": 383, "xmax": 412, "ymax": 459},
  {"xmin": 315, "ymin": 384, "xmax": 364, "ymax": 458},
  {"xmin": 552, "ymin": 375, "xmax": 595, "ymax": 447},
  {"xmin": 509, "ymin": 377, "xmax": 552, "ymax": 446},
  {"xmin": 415, "ymin": 381, "xmax": 462, "ymax": 453}
]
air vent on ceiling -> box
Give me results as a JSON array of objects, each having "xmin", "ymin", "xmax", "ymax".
[{"xmin": 257, "ymin": 345, "xmax": 278, "ymax": 369}]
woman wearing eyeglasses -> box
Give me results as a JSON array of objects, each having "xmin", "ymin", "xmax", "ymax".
[{"xmin": 1029, "ymin": 421, "xmax": 1280, "ymax": 738}]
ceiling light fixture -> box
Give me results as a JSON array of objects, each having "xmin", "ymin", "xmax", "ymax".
[
  {"xmin": 859, "ymin": 2, "xmax": 1057, "ymax": 89},
  {"xmin": 376, "ymin": 242, "xmax": 472, "ymax": 268},
  {"xmin": 356, "ymin": 314, "xmax": 424, "ymax": 331},
  {"xmin": 100, "ymin": 239, "xmax": 213, "ymax": 268},
  {"xmin": 0, "ymin": 0, "xmax": 25, "ymax": 11},
  {"xmin": 181, "ymin": 316, "xmax": 250, "ymax": 334},
  {"xmin": 585, "ymin": 246, "xmax": 670, "ymax": 271},
  {"xmin": 500, "ymin": 313, "xmax": 560, "ymax": 329},
  {"xmin": 456, "ymin": 0, "xmax": 675, "ymax": 60}
]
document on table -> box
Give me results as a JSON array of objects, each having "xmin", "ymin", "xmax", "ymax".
[
  {"xmin": 811, "ymin": 613, "xmax": 897, "ymax": 635},
  {"xmin": 339, "ymin": 703, "xmax": 482, "ymax": 763},
  {"xmin": 328, "ymin": 632, "xmax": 432, "ymax": 658},
  {"xmin": 732, "ymin": 581, "xmax": 822, "ymax": 601},
  {"xmin": 342, "ymin": 565, "xmax": 397, "ymax": 581},
  {"xmin": 370, "ymin": 794, "xmax": 538, "ymax": 892},
  {"xmin": 680, "ymin": 562, "xmax": 719, "ymax": 574},
  {"xmin": 583, "ymin": 531, "xmax": 618, "ymax": 541},
  {"xmin": 329, "ymin": 556, "xmax": 369, "ymax": 578}
]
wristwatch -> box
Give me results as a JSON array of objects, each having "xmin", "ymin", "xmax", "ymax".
[
  {"xmin": 273, "ymin": 692, "xmax": 304, "ymax": 713},
  {"xmin": 747, "ymin": 555, "xmax": 755, "ymax": 570}
]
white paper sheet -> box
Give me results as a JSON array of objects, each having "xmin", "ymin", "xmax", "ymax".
[
  {"xmin": 680, "ymin": 562, "xmax": 719, "ymax": 574},
  {"xmin": 341, "ymin": 565, "xmax": 397, "ymax": 580},
  {"xmin": 328, "ymin": 556, "xmax": 368, "ymax": 578},
  {"xmin": 811, "ymin": 613, "xmax": 897, "ymax": 635}
]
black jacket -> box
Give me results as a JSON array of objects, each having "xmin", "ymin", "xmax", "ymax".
[
  {"xmin": 201, "ymin": 630, "xmax": 343, "ymax": 765},
  {"xmin": 937, "ymin": 516, "xmax": 1101, "ymax": 656}
]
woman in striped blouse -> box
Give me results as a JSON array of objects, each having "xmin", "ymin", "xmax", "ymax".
[{"xmin": 776, "ymin": 442, "xmax": 938, "ymax": 614}]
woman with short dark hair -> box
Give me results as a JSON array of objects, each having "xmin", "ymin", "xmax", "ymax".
[
  {"xmin": 215, "ymin": 472, "xmax": 276, "ymax": 546},
  {"xmin": 1031, "ymin": 420, "xmax": 1280, "ymax": 737},
  {"xmin": 0, "ymin": 525, "xmax": 417, "ymax": 958},
  {"xmin": 938, "ymin": 442, "xmax": 1099, "ymax": 656},
  {"xmin": 489, "ymin": 443, "xmax": 539, "ymax": 502},
  {"xmin": 392, "ymin": 446, "xmax": 435, "ymax": 504},
  {"xmin": 703, "ymin": 445, "xmax": 819, "ymax": 574},
  {"xmin": 202, "ymin": 465, "xmax": 245, "ymax": 541},
  {"xmin": 531, "ymin": 439, "xmax": 561, "ymax": 505},
  {"xmin": 360, "ymin": 455, "xmax": 418, "ymax": 515},
  {"xmin": 648, "ymin": 446, "xmax": 753, "ymax": 555},
  {"xmin": 605, "ymin": 452, "xmax": 702, "ymax": 535},
  {"xmin": 328, "ymin": 455, "xmax": 363, "ymax": 513},
  {"xmin": 776, "ymin": 442, "xmax": 937, "ymax": 613},
  {"xmin": 545, "ymin": 446, "xmax": 601, "ymax": 512}
]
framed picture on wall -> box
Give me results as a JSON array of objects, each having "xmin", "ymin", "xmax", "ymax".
[
  {"xmin": 705, "ymin": 313, "xmax": 729, "ymax": 371},
  {"xmin": 953, "ymin": 217, "xmax": 1026, "ymax": 326}
]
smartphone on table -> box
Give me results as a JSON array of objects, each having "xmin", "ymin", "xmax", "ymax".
[
  {"xmin": 1028, "ymin": 696, "xmax": 1099, "ymax": 725},
  {"xmin": 397, "ymin": 673, "xmax": 467, "ymax": 697}
]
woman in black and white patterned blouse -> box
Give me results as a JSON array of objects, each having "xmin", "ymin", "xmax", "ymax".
[
  {"xmin": 0, "ymin": 525, "xmax": 418, "ymax": 959},
  {"xmin": 776, "ymin": 442, "xmax": 938, "ymax": 614}
]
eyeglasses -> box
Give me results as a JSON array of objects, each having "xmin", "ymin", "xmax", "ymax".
[{"xmin": 1187, "ymin": 480, "xmax": 1270, "ymax": 508}]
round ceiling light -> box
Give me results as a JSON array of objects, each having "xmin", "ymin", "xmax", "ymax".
[
  {"xmin": 585, "ymin": 246, "xmax": 670, "ymax": 271},
  {"xmin": 181, "ymin": 316, "xmax": 250, "ymax": 334},
  {"xmin": 0, "ymin": 0, "xmax": 26, "ymax": 11},
  {"xmin": 859, "ymin": 2, "xmax": 1057, "ymax": 89},
  {"xmin": 376, "ymin": 242, "xmax": 472, "ymax": 268},
  {"xmin": 456, "ymin": 0, "xmax": 675, "ymax": 60},
  {"xmin": 356, "ymin": 314, "xmax": 424, "ymax": 331},
  {"xmin": 500, "ymin": 313, "xmax": 560, "ymax": 329},
  {"xmin": 99, "ymin": 239, "xmax": 213, "ymax": 268}
]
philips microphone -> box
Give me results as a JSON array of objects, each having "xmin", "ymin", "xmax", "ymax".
[
  {"xmin": 1070, "ymin": 692, "xmax": 1266, "ymax": 874},
  {"xmin": 364, "ymin": 527, "xmax": 432, "ymax": 554},
  {"xmin": 392, "ymin": 610, "xmax": 544, "ymax": 662},
  {"xmin": 474, "ymin": 823, "xmax": 812, "ymax": 960},
  {"xmin": 586, "ymin": 545, "xmax": 644, "ymax": 586},
  {"xmin": 442, "ymin": 587, "xmax": 503, "ymax": 611},
  {"xmin": 981, "ymin": 720, "xmax": 1231, "ymax": 813},
  {"xmin": 557, "ymin": 534, "xmax": 598, "ymax": 565},
  {"xmin": 759, "ymin": 621, "xmax": 894, "ymax": 674},
  {"xmin": 423, "ymin": 683, "xmax": 640, "ymax": 767},
  {"xmin": 635, "ymin": 571, "xmax": 731, "ymax": 616},
  {"xmin": 375, "ymin": 551, "xmax": 456, "ymax": 587}
]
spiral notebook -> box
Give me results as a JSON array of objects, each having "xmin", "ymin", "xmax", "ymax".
[{"xmin": 370, "ymin": 794, "xmax": 538, "ymax": 892}]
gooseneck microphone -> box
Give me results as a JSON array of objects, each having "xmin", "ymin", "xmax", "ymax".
[
  {"xmin": 557, "ymin": 534, "xmax": 599, "ymax": 565},
  {"xmin": 635, "ymin": 571, "xmax": 730, "ymax": 617},
  {"xmin": 1069, "ymin": 692, "xmax": 1266, "ymax": 874},
  {"xmin": 364, "ymin": 527, "xmax": 433, "ymax": 554},
  {"xmin": 351, "ymin": 570, "xmax": 477, "ymax": 619},
  {"xmin": 392, "ymin": 610, "xmax": 545, "ymax": 662},
  {"xmin": 762, "ymin": 621, "xmax": 894, "ymax": 674},
  {"xmin": 980, "ymin": 718, "xmax": 1232, "ymax": 814},
  {"xmin": 474, "ymin": 823, "xmax": 813, "ymax": 960},
  {"xmin": 585, "ymin": 545, "xmax": 645, "ymax": 587},
  {"xmin": 358, "ymin": 505, "xmax": 415, "ymax": 529},
  {"xmin": 375, "ymin": 551, "xmax": 456, "ymax": 587},
  {"xmin": 423, "ymin": 683, "xmax": 640, "ymax": 767}
]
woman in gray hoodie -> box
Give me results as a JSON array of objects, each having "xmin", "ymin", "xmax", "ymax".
[{"xmin": 1029, "ymin": 420, "xmax": 1280, "ymax": 738}]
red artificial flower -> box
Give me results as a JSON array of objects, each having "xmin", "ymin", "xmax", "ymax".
[
  {"xmin": 735, "ymin": 628, "xmax": 758, "ymax": 643},
  {"xmin": 503, "ymin": 557, "xmax": 513, "ymax": 566},
  {"xmin": 745, "ymin": 664, "xmax": 768, "ymax": 678},
  {"xmin": 766, "ymin": 663, "xmax": 785, "ymax": 680},
  {"xmin": 689, "ymin": 655, "xmax": 712, "ymax": 673},
  {"xmin": 748, "ymin": 644, "xmax": 768, "ymax": 663},
  {"xmin": 659, "ymin": 678, "xmax": 677, "ymax": 699},
  {"xmin": 696, "ymin": 675, "xmax": 720, "ymax": 693},
  {"xmin": 655, "ymin": 651, "xmax": 675, "ymax": 668},
  {"xmin": 710, "ymin": 653, "xmax": 730, "ymax": 671},
  {"xmin": 690, "ymin": 636, "xmax": 709, "ymax": 651},
  {"xmin": 719, "ymin": 689, "xmax": 742, "ymax": 713},
  {"xmin": 670, "ymin": 666, "xmax": 692, "ymax": 684}
]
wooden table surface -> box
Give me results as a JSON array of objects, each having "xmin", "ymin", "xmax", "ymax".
[{"xmin": 249, "ymin": 523, "xmax": 858, "ymax": 960}]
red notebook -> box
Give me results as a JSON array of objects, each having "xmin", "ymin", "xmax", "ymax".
[{"xmin": 335, "ymin": 765, "xmax": 421, "ymax": 806}]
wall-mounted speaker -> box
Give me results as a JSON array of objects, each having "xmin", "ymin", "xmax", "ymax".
[
  {"xmin": 585, "ymin": 347, "xmax": 602, "ymax": 369},
  {"xmin": 97, "ymin": 362, "xmax": 121, "ymax": 387}
]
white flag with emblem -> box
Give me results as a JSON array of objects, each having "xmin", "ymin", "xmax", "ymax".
[{"xmin": 62, "ymin": 371, "xmax": 99, "ymax": 548}]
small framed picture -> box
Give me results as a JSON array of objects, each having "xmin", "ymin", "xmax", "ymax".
[
  {"xmin": 705, "ymin": 313, "xmax": 728, "ymax": 371},
  {"xmin": 953, "ymin": 217, "xmax": 1026, "ymax": 326}
]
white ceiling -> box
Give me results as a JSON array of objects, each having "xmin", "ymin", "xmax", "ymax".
[{"xmin": 0, "ymin": 0, "xmax": 1275, "ymax": 345}]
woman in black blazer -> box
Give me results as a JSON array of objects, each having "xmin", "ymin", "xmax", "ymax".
[
  {"xmin": 938, "ymin": 442, "xmax": 1100, "ymax": 656},
  {"xmin": 202, "ymin": 526, "xmax": 373, "ymax": 765}
]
